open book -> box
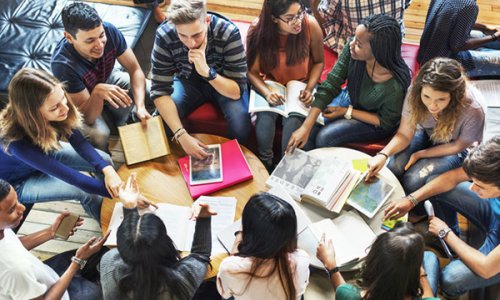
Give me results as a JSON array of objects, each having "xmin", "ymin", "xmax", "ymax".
[
  {"xmin": 470, "ymin": 79, "xmax": 500, "ymax": 107},
  {"xmin": 267, "ymin": 150, "xmax": 360, "ymax": 213},
  {"xmin": 118, "ymin": 116, "xmax": 170, "ymax": 165},
  {"xmin": 104, "ymin": 196, "xmax": 237, "ymax": 256},
  {"xmin": 297, "ymin": 210, "xmax": 376, "ymax": 268},
  {"xmin": 249, "ymin": 80, "xmax": 324, "ymax": 125}
]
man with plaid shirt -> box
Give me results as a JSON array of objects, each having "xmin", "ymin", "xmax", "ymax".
[{"xmin": 313, "ymin": 0, "xmax": 412, "ymax": 53}]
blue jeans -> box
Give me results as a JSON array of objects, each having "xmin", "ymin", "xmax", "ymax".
[
  {"xmin": 14, "ymin": 142, "xmax": 111, "ymax": 222},
  {"xmin": 45, "ymin": 248, "xmax": 107, "ymax": 299},
  {"xmin": 387, "ymin": 129, "xmax": 467, "ymax": 194},
  {"xmin": 171, "ymin": 76, "xmax": 251, "ymax": 143},
  {"xmin": 423, "ymin": 251, "xmax": 440, "ymax": 297},
  {"xmin": 465, "ymin": 30, "xmax": 500, "ymax": 78},
  {"xmin": 316, "ymin": 118, "xmax": 396, "ymax": 148},
  {"xmin": 424, "ymin": 182, "xmax": 500, "ymax": 296},
  {"xmin": 255, "ymin": 113, "xmax": 320, "ymax": 163},
  {"xmin": 82, "ymin": 69, "xmax": 148, "ymax": 151}
]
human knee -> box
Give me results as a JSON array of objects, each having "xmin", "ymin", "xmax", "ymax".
[{"xmin": 440, "ymin": 263, "xmax": 470, "ymax": 297}]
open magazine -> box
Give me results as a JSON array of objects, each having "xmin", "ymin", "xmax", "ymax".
[
  {"xmin": 267, "ymin": 150, "xmax": 360, "ymax": 213},
  {"xmin": 249, "ymin": 80, "xmax": 324, "ymax": 125}
]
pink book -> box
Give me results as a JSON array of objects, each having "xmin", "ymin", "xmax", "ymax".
[{"xmin": 178, "ymin": 139, "xmax": 254, "ymax": 199}]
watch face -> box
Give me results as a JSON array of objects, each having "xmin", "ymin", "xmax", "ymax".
[
  {"xmin": 208, "ymin": 67, "xmax": 217, "ymax": 80},
  {"xmin": 438, "ymin": 228, "xmax": 449, "ymax": 238}
]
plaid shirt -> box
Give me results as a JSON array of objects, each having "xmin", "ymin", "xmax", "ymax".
[
  {"xmin": 151, "ymin": 13, "xmax": 247, "ymax": 100},
  {"xmin": 318, "ymin": 0, "xmax": 411, "ymax": 53}
]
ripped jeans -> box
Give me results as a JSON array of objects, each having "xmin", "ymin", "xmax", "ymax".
[{"xmin": 387, "ymin": 129, "xmax": 467, "ymax": 194}]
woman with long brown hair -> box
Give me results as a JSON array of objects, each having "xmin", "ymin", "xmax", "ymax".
[
  {"xmin": 247, "ymin": 0, "xmax": 324, "ymax": 170},
  {"xmin": 368, "ymin": 57, "xmax": 485, "ymax": 222},
  {"xmin": 217, "ymin": 193, "xmax": 309, "ymax": 300},
  {"xmin": 0, "ymin": 68, "xmax": 124, "ymax": 222}
]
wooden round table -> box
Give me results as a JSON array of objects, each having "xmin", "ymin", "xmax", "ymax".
[{"xmin": 100, "ymin": 134, "xmax": 269, "ymax": 277}]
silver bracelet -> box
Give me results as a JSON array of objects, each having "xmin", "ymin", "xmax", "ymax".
[
  {"xmin": 407, "ymin": 194, "xmax": 418, "ymax": 207},
  {"xmin": 71, "ymin": 256, "xmax": 87, "ymax": 270}
]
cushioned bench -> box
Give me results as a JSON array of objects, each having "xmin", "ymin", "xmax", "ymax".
[
  {"xmin": 184, "ymin": 20, "xmax": 420, "ymax": 155},
  {"xmin": 0, "ymin": 0, "xmax": 153, "ymax": 106}
]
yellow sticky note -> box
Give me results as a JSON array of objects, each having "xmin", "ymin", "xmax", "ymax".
[{"xmin": 352, "ymin": 158, "xmax": 369, "ymax": 172}]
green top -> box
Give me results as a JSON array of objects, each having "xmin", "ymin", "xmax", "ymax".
[
  {"xmin": 336, "ymin": 284, "xmax": 440, "ymax": 300},
  {"xmin": 312, "ymin": 44, "xmax": 405, "ymax": 130}
]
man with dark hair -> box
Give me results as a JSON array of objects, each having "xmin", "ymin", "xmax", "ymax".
[
  {"xmin": 417, "ymin": 0, "xmax": 500, "ymax": 77},
  {"xmin": 51, "ymin": 2, "xmax": 152, "ymax": 151},
  {"xmin": 384, "ymin": 136, "xmax": 500, "ymax": 296},
  {"xmin": 0, "ymin": 179, "xmax": 108, "ymax": 299},
  {"xmin": 151, "ymin": 0, "xmax": 251, "ymax": 159}
]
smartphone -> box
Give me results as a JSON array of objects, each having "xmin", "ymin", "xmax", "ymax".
[{"xmin": 55, "ymin": 212, "xmax": 80, "ymax": 240}]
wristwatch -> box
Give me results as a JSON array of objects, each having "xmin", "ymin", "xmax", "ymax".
[
  {"xmin": 71, "ymin": 256, "xmax": 87, "ymax": 270},
  {"xmin": 344, "ymin": 105, "xmax": 353, "ymax": 119},
  {"xmin": 438, "ymin": 227, "xmax": 452, "ymax": 239},
  {"xmin": 204, "ymin": 66, "xmax": 217, "ymax": 81}
]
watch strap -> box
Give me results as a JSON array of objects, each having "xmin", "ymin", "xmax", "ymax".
[
  {"xmin": 327, "ymin": 266, "xmax": 340, "ymax": 277},
  {"xmin": 344, "ymin": 105, "xmax": 353, "ymax": 119}
]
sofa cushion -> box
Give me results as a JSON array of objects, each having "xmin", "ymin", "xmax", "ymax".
[{"xmin": 0, "ymin": 0, "xmax": 151, "ymax": 104}]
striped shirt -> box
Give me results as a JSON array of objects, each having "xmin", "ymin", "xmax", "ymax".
[
  {"xmin": 151, "ymin": 14, "xmax": 247, "ymax": 100},
  {"xmin": 416, "ymin": 0, "xmax": 477, "ymax": 70},
  {"xmin": 317, "ymin": 0, "xmax": 411, "ymax": 53}
]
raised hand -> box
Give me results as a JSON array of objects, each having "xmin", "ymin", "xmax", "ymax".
[
  {"xmin": 119, "ymin": 173, "xmax": 140, "ymax": 209},
  {"xmin": 316, "ymin": 233, "xmax": 337, "ymax": 270},
  {"xmin": 190, "ymin": 202, "xmax": 218, "ymax": 220},
  {"xmin": 75, "ymin": 231, "xmax": 111, "ymax": 260}
]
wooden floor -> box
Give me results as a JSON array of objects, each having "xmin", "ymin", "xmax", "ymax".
[
  {"xmin": 19, "ymin": 137, "xmax": 125, "ymax": 260},
  {"xmin": 17, "ymin": 1, "xmax": 498, "ymax": 299}
]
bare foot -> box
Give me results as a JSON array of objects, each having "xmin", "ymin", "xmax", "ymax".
[{"xmin": 153, "ymin": 6, "xmax": 167, "ymax": 23}]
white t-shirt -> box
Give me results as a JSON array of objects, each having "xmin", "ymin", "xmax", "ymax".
[
  {"xmin": 217, "ymin": 249, "xmax": 310, "ymax": 300},
  {"xmin": 0, "ymin": 229, "xmax": 69, "ymax": 300}
]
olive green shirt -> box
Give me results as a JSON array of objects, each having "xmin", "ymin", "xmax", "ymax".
[{"xmin": 312, "ymin": 44, "xmax": 405, "ymax": 130}]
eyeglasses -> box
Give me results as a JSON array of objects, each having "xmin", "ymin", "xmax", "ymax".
[{"xmin": 277, "ymin": 8, "xmax": 309, "ymax": 26}]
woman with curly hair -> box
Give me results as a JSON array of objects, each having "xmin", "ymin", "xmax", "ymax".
[{"xmin": 368, "ymin": 57, "xmax": 485, "ymax": 219}]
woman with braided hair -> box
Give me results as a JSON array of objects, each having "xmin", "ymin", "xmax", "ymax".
[{"xmin": 286, "ymin": 14, "xmax": 411, "ymax": 152}]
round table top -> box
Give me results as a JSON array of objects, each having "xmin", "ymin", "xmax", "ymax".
[{"xmin": 100, "ymin": 134, "xmax": 269, "ymax": 234}]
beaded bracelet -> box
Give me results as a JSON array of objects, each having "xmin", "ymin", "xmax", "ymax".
[{"xmin": 407, "ymin": 194, "xmax": 418, "ymax": 207}]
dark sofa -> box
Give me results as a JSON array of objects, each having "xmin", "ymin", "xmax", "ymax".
[{"xmin": 0, "ymin": 0, "xmax": 155, "ymax": 106}]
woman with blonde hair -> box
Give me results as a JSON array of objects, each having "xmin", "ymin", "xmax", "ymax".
[
  {"xmin": 0, "ymin": 68, "xmax": 124, "ymax": 222},
  {"xmin": 367, "ymin": 57, "xmax": 485, "ymax": 222}
]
